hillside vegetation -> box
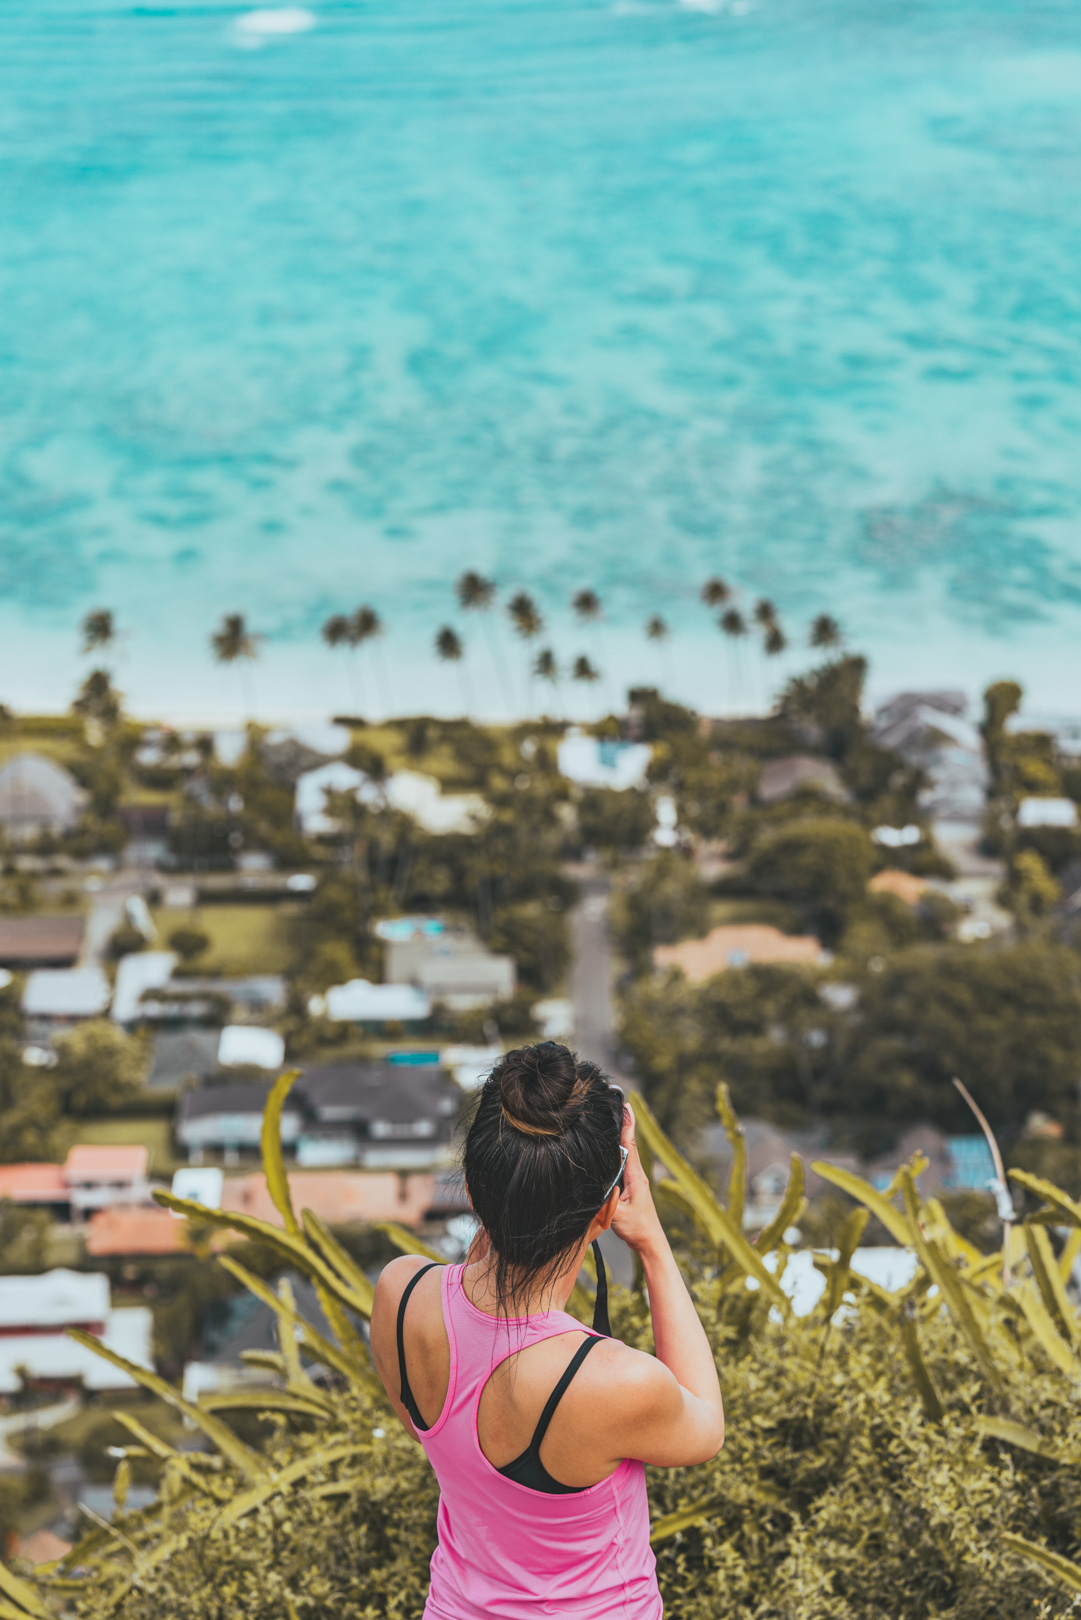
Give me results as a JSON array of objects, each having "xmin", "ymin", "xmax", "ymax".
[{"xmin": 3, "ymin": 1077, "xmax": 1080, "ymax": 1620}]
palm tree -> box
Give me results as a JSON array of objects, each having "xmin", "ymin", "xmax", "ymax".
[
  {"xmin": 720, "ymin": 607, "xmax": 747, "ymax": 711},
  {"xmin": 644, "ymin": 614, "xmax": 671, "ymax": 693},
  {"xmin": 351, "ymin": 605, "xmax": 389, "ymax": 717},
  {"xmin": 533, "ymin": 647, "xmax": 559, "ymax": 717},
  {"xmin": 211, "ymin": 613, "xmax": 260, "ymax": 717},
  {"xmin": 753, "ymin": 599, "xmax": 777, "ymax": 629},
  {"xmin": 435, "ymin": 626, "xmax": 474, "ymax": 714},
  {"xmin": 763, "ymin": 622, "xmax": 788, "ymax": 708},
  {"xmin": 810, "ymin": 612, "xmax": 842, "ymax": 651},
  {"xmin": 572, "ymin": 591, "xmax": 617, "ymax": 710},
  {"xmin": 322, "ymin": 613, "xmax": 358, "ymax": 711},
  {"xmin": 700, "ymin": 578, "xmax": 730, "ymax": 609},
  {"xmin": 764, "ymin": 623, "xmax": 787, "ymax": 659},
  {"xmin": 81, "ymin": 609, "xmax": 117, "ymax": 662},
  {"xmin": 508, "ymin": 591, "xmax": 543, "ymax": 713},
  {"xmin": 456, "ymin": 571, "xmax": 513, "ymax": 714},
  {"xmin": 572, "ymin": 654, "xmax": 599, "ymax": 683}
]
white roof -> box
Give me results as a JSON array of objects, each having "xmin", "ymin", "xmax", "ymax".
[
  {"xmin": 22, "ymin": 968, "xmax": 111, "ymax": 1019},
  {"xmin": 383, "ymin": 772, "xmax": 489, "ymax": 835},
  {"xmin": 764, "ymin": 1247, "xmax": 920, "ymax": 1317},
  {"xmin": 321, "ymin": 980, "xmax": 431, "ymax": 1022},
  {"xmin": 1017, "ymin": 796, "xmax": 1078, "ymax": 829},
  {"xmin": 0, "ymin": 1269, "xmax": 110, "ymax": 1330},
  {"xmin": 0, "ymin": 1305, "xmax": 152, "ymax": 1393},
  {"xmin": 294, "ymin": 761, "xmax": 376, "ymax": 837},
  {"xmin": 557, "ymin": 731, "xmax": 652, "ymax": 790},
  {"xmin": 217, "ymin": 1025, "xmax": 285, "ymax": 1070},
  {"xmin": 111, "ymin": 951, "xmax": 177, "ymax": 1024},
  {"xmin": 170, "ymin": 1167, "xmax": 224, "ymax": 1211},
  {"xmin": 440, "ymin": 1044, "xmax": 503, "ymax": 1088}
]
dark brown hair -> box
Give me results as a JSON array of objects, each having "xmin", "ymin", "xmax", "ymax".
[{"xmin": 463, "ymin": 1042, "xmax": 624, "ymax": 1316}]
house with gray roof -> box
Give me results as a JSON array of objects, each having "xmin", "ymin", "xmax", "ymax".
[{"xmin": 0, "ymin": 754, "xmax": 87, "ymax": 839}]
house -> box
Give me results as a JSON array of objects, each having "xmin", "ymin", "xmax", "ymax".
[
  {"xmin": 0, "ymin": 1269, "xmax": 153, "ymax": 1392},
  {"xmin": 177, "ymin": 1080, "xmax": 305, "ymax": 1159},
  {"xmin": 221, "ymin": 1167, "xmax": 437, "ymax": 1225},
  {"xmin": 1017, "ymin": 796, "xmax": 1078, "ymax": 829},
  {"xmin": 148, "ymin": 1028, "xmax": 221, "ymax": 1089},
  {"xmin": 85, "ymin": 1206, "xmax": 191, "ymax": 1258},
  {"xmin": 0, "ymin": 915, "xmax": 84, "ymax": 969},
  {"xmin": 871, "ymin": 693, "xmax": 988, "ymax": 822},
  {"xmin": 384, "ymin": 928, "xmax": 515, "ymax": 1009},
  {"xmin": 138, "ymin": 974, "xmax": 287, "ymax": 1024},
  {"xmin": 0, "ymin": 1163, "xmax": 68, "ymax": 1213},
  {"xmin": 111, "ymin": 951, "xmax": 177, "ymax": 1025},
  {"xmin": 382, "ymin": 771, "xmax": 489, "ymax": 836},
  {"xmin": 294, "ymin": 1060, "xmax": 461, "ymax": 1168},
  {"xmin": 440, "ymin": 1043, "xmax": 504, "ymax": 1088},
  {"xmin": 0, "ymin": 754, "xmax": 87, "ymax": 839},
  {"xmin": 63, "ymin": 1144, "xmax": 153, "ymax": 1218},
  {"xmin": 171, "ymin": 1166, "xmax": 225, "ymax": 1208},
  {"xmin": 295, "ymin": 763, "xmax": 489, "ymax": 839},
  {"xmin": 557, "ymin": 730, "xmax": 652, "ymax": 791},
  {"xmin": 696, "ymin": 1120, "xmax": 862, "ymax": 1223},
  {"xmin": 318, "ymin": 980, "xmax": 432, "ymax": 1023},
  {"xmin": 294, "ymin": 761, "xmax": 375, "ymax": 837},
  {"xmin": 217, "ymin": 1025, "xmax": 285, "ymax": 1070},
  {"xmin": 869, "ymin": 869, "xmax": 930, "ymax": 906},
  {"xmin": 757, "ymin": 755, "xmax": 846, "ymax": 806},
  {"xmin": 653, "ymin": 925, "xmax": 826, "ymax": 982},
  {"xmin": 22, "ymin": 967, "xmax": 111, "ymax": 1024}
]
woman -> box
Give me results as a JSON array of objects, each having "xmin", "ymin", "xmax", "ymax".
[{"xmin": 370, "ymin": 1042, "xmax": 725, "ymax": 1619}]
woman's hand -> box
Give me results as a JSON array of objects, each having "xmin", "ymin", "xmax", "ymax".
[{"xmin": 610, "ymin": 1105, "xmax": 667, "ymax": 1259}]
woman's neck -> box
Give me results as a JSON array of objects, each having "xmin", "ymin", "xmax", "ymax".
[{"xmin": 462, "ymin": 1241, "xmax": 587, "ymax": 1319}]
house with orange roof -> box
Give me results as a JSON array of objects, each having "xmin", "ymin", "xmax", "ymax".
[
  {"xmin": 653, "ymin": 924, "xmax": 826, "ymax": 984},
  {"xmin": 869, "ymin": 868, "xmax": 930, "ymax": 906},
  {"xmin": 63, "ymin": 1144, "xmax": 152, "ymax": 1218},
  {"xmin": 221, "ymin": 1169, "xmax": 436, "ymax": 1229},
  {"xmin": 84, "ymin": 1205, "xmax": 193, "ymax": 1258}
]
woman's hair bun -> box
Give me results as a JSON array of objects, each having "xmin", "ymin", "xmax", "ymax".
[{"xmin": 494, "ymin": 1042, "xmax": 588, "ymax": 1139}]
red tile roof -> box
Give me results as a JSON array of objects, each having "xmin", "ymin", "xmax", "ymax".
[
  {"xmin": 654, "ymin": 924, "xmax": 825, "ymax": 982},
  {"xmin": 0, "ymin": 914, "xmax": 83, "ymax": 965},
  {"xmin": 222, "ymin": 1171, "xmax": 436, "ymax": 1229},
  {"xmin": 64, "ymin": 1145, "xmax": 148, "ymax": 1181},
  {"xmin": 0, "ymin": 1163, "xmax": 66, "ymax": 1201},
  {"xmin": 84, "ymin": 1206, "xmax": 189, "ymax": 1257}
]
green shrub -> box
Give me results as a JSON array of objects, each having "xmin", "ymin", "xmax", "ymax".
[{"xmin": 10, "ymin": 1078, "xmax": 1081, "ymax": 1620}]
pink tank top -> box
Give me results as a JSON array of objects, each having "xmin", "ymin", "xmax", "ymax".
[{"xmin": 416, "ymin": 1263, "xmax": 662, "ymax": 1620}]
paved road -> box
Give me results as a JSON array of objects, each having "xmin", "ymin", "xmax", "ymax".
[
  {"xmin": 568, "ymin": 871, "xmax": 617, "ymax": 1072},
  {"xmin": 567, "ymin": 867, "xmax": 635, "ymax": 1287}
]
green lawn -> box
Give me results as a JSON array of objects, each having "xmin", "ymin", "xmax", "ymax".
[
  {"xmin": 151, "ymin": 903, "xmax": 302, "ymax": 976},
  {"xmin": 706, "ymin": 897, "xmax": 804, "ymax": 934}
]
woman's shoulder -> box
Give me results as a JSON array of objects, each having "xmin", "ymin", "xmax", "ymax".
[
  {"xmin": 372, "ymin": 1254, "xmax": 445, "ymax": 1320},
  {"xmin": 576, "ymin": 1335, "xmax": 684, "ymax": 1420}
]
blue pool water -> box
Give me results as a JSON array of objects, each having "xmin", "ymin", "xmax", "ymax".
[{"xmin": 2, "ymin": 0, "xmax": 1081, "ymax": 718}]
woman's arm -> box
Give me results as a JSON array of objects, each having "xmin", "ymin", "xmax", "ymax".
[{"xmin": 608, "ymin": 1106, "xmax": 725, "ymax": 1466}]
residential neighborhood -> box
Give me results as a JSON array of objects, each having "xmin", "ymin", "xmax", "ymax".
[{"xmin": 0, "ymin": 664, "xmax": 1079, "ymax": 1562}]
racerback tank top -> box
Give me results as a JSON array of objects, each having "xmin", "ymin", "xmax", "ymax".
[{"xmin": 413, "ymin": 1262, "xmax": 662, "ymax": 1620}]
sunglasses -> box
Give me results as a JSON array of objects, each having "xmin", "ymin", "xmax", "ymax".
[{"xmin": 602, "ymin": 1144, "xmax": 629, "ymax": 1203}]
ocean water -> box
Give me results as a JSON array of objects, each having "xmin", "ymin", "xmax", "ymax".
[{"xmin": 2, "ymin": 0, "xmax": 1081, "ymax": 720}]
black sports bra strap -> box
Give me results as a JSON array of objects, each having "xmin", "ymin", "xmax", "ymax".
[
  {"xmin": 396, "ymin": 1261, "xmax": 440, "ymax": 1429},
  {"xmin": 528, "ymin": 1333, "xmax": 603, "ymax": 1458}
]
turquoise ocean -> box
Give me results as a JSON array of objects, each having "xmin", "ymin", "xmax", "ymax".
[{"xmin": 3, "ymin": 0, "xmax": 1081, "ymax": 720}]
